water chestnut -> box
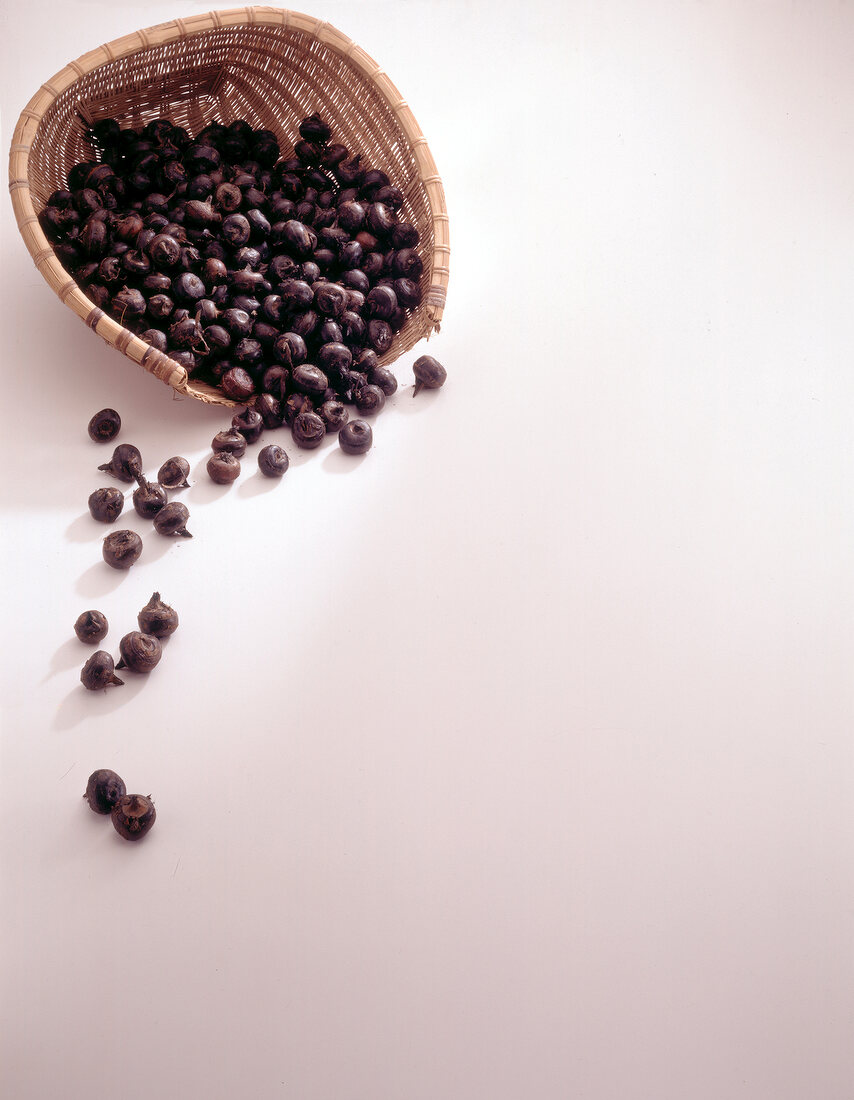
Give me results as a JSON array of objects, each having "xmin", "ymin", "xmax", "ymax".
[
  {"xmin": 111, "ymin": 793, "xmax": 156, "ymax": 841},
  {"xmin": 74, "ymin": 610, "xmax": 109, "ymax": 644},
  {"xmin": 116, "ymin": 631, "xmax": 162, "ymax": 673},
  {"xmin": 137, "ymin": 592, "xmax": 179, "ymax": 638},
  {"xmin": 153, "ymin": 501, "xmax": 192, "ymax": 537},
  {"xmin": 88, "ymin": 408, "xmax": 121, "ymax": 443},
  {"xmin": 98, "ymin": 443, "xmax": 143, "ymax": 483},
  {"xmin": 157, "ymin": 456, "xmax": 190, "ymax": 489},
  {"xmin": 339, "ymin": 419, "xmax": 373, "ymax": 455},
  {"xmin": 80, "ymin": 651, "xmax": 124, "ymax": 690},
  {"xmin": 133, "ymin": 480, "xmax": 168, "ymax": 518},
  {"xmin": 88, "ymin": 487, "xmax": 125, "ymax": 523},
  {"xmin": 412, "ymin": 355, "xmax": 448, "ymax": 395},
  {"xmin": 258, "ymin": 444, "xmax": 290, "ymax": 477},
  {"xmin": 207, "ymin": 452, "xmax": 241, "ymax": 484},
  {"xmin": 84, "ymin": 769, "xmax": 126, "ymax": 813}
]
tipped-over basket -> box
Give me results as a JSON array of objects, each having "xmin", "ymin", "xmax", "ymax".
[{"xmin": 8, "ymin": 6, "xmax": 449, "ymax": 405}]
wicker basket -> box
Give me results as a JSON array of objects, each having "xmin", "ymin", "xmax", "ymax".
[{"xmin": 8, "ymin": 6, "xmax": 449, "ymax": 405}]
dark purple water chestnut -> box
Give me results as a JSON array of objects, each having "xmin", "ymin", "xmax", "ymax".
[
  {"xmin": 339, "ymin": 418, "xmax": 373, "ymax": 455},
  {"xmin": 412, "ymin": 354, "xmax": 447, "ymax": 395},
  {"xmin": 299, "ymin": 112, "xmax": 332, "ymax": 143},
  {"xmin": 294, "ymin": 138, "xmax": 323, "ymax": 165},
  {"xmin": 337, "ymin": 199, "xmax": 366, "ymax": 233},
  {"xmin": 211, "ymin": 429, "xmax": 247, "ymax": 458},
  {"xmin": 111, "ymin": 286, "xmax": 147, "ymax": 323},
  {"xmin": 157, "ymin": 456, "xmax": 190, "ymax": 489},
  {"xmin": 354, "ymin": 383, "xmax": 386, "ymax": 416},
  {"xmin": 271, "ymin": 331, "xmax": 306, "ymax": 368},
  {"xmin": 184, "ymin": 199, "xmax": 220, "ymax": 228},
  {"xmin": 169, "ymin": 317, "xmax": 207, "ymax": 350},
  {"xmin": 219, "ymin": 367, "xmax": 255, "ymax": 402},
  {"xmin": 360, "ymin": 168, "xmax": 390, "ymax": 200},
  {"xmin": 389, "ymin": 305, "xmax": 408, "ymax": 333},
  {"xmin": 229, "ymin": 294, "xmax": 261, "ymax": 315},
  {"xmin": 232, "ymin": 406, "xmax": 264, "ymax": 443},
  {"xmin": 335, "ymin": 153, "xmax": 363, "ymax": 187},
  {"xmin": 220, "ymin": 307, "xmax": 253, "ymax": 338},
  {"xmin": 315, "ymin": 320, "xmax": 341, "ymax": 348},
  {"xmin": 393, "ymin": 277, "xmax": 421, "ymax": 309},
  {"xmin": 153, "ymin": 501, "xmax": 192, "ymax": 537},
  {"xmin": 75, "ymin": 610, "xmax": 109, "ymax": 644},
  {"xmin": 47, "ymin": 188, "xmax": 74, "ymax": 209},
  {"xmin": 203, "ymin": 256, "xmax": 228, "ymax": 286},
  {"xmin": 368, "ymin": 364, "xmax": 398, "ymax": 396},
  {"xmin": 233, "ymin": 245, "xmax": 263, "ymax": 270},
  {"xmin": 316, "ymin": 341, "xmax": 352, "ymax": 377},
  {"xmin": 222, "ymin": 213, "xmax": 251, "ymax": 247},
  {"xmin": 262, "ymin": 365, "xmax": 289, "ymax": 402},
  {"xmin": 392, "ymin": 248, "xmax": 423, "ymax": 280},
  {"xmin": 207, "ymin": 451, "xmax": 241, "ymax": 484},
  {"xmin": 366, "ymin": 284, "xmax": 398, "ymax": 320},
  {"xmin": 146, "ymin": 293, "xmax": 174, "ymax": 322},
  {"xmin": 204, "ymin": 324, "xmax": 231, "ymax": 356},
  {"xmin": 340, "ymin": 311, "xmax": 367, "ymax": 346},
  {"xmin": 142, "ymin": 192, "xmax": 170, "ymax": 217},
  {"xmin": 132, "ymin": 480, "xmax": 168, "ymax": 519},
  {"xmin": 291, "ymin": 364, "xmax": 329, "ymax": 399},
  {"xmin": 251, "ymin": 321, "xmax": 279, "ymax": 350},
  {"xmin": 268, "ymin": 252, "xmax": 298, "ymax": 282},
  {"xmin": 257, "ymin": 443, "xmax": 290, "ymax": 478},
  {"xmin": 102, "ymin": 529, "xmax": 143, "ymax": 570},
  {"xmin": 88, "ymin": 408, "xmax": 121, "ymax": 444},
  {"xmin": 359, "ymin": 252, "xmax": 384, "ymax": 282},
  {"xmin": 367, "ymin": 319, "xmax": 393, "ymax": 354},
  {"xmin": 289, "ymin": 309, "xmax": 319, "ymax": 339},
  {"xmin": 113, "ymin": 211, "xmax": 144, "ymax": 244},
  {"xmin": 232, "ymin": 337, "xmax": 264, "ymax": 371},
  {"xmin": 121, "ymin": 249, "xmax": 151, "ymax": 277},
  {"xmin": 172, "ymin": 271, "xmax": 206, "ymax": 303},
  {"xmin": 313, "ymin": 247, "xmax": 336, "ymax": 273},
  {"xmin": 97, "ymin": 255, "xmax": 122, "ymax": 285},
  {"xmin": 280, "ymin": 219, "xmax": 316, "ymax": 258},
  {"xmin": 214, "ymin": 181, "xmax": 242, "ymax": 212},
  {"xmin": 85, "ymin": 284, "xmax": 110, "ymax": 311},
  {"xmin": 73, "ymin": 188, "xmax": 103, "ymax": 217},
  {"xmin": 319, "ymin": 399, "xmax": 348, "ymax": 433},
  {"xmin": 314, "ymin": 282, "xmax": 347, "ymax": 317},
  {"xmin": 283, "ymin": 392, "xmax": 313, "ymax": 426},
  {"xmin": 138, "ymin": 592, "xmax": 179, "ymax": 638},
  {"xmin": 255, "ymin": 392, "xmax": 284, "ymax": 429},
  {"xmin": 84, "ymin": 768, "xmax": 126, "ymax": 813},
  {"xmin": 353, "ymin": 347, "xmax": 379, "ymax": 374},
  {"xmin": 98, "ymin": 443, "xmax": 143, "ymax": 484},
  {"xmin": 391, "ymin": 222, "xmax": 419, "ymax": 250},
  {"xmin": 246, "ymin": 208, "xmax": 271, "ymax": 240},
  {"xmin": 375, "ymin": 185, "xmax": 404, "ymax": 212},
  {"xmin": 111, "ymin": 794, "xmax": 156, "ymax": 841},
  {"xmin": 81, "ymin": 651, "xmax": 124, "ymax": 691},
  {"xmin": 291, "ymin": 410, "xmax": 326, "ymax": 449},
  {"xmin": 185, "ymin": 142, "xmax": 221, "ymax": 174},
  {"xmin": 321, "ymin": 142, "xmax": 348, "ymax": 169},
  {"xmin": 279, "ymin": 278, "xmax": 313, "ymax": 311},
  {"xmin": 140, "ymin": 328, "xmax": 169, "ymax": 353},
  {"xmin": 143, "ymin": 271, "xmax": 172, "ymax": 294},
  {"xmin": 116, "ymin": 631, "xmax": 162, "ymax": 673},
  {"xmin": 169, "ymin": 349, "xmax": 201, "ymax": 374},
  {"xmin": 194, "ymin": 297, "xmax": 220, "ymax": 325},
  {"xmin": 367, "ymin": 202, "xmax": 396, "ymax": 238},
  {"xmin": 299, "ymin": 260, "xmax": 321, "ymax": 284},
  {"xmin": 341, "ymin": 268, "xmax": 370, "ymax": 295},
  {"xmin": 144, "ymin": 212, "xmax": 170, "ymax": 232},
  {"xmin": 159, "ymin": 158, "xmax": 187, "ymax": 191},
  {"xmin": 148, "ymin": 232, "xmax": 182, "ymax": 269}
]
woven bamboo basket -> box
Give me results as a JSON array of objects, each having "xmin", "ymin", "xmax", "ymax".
[{"xmin": 8, "ymin": 7, "xmax": 449, "ymax": 405}]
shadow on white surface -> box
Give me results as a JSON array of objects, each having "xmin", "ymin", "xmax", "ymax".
[
  {"xmin": 65, "ymin": 510, "xmax": 127, "ymax": 543},
  {"xmin": 53, "ymin": 674, "xmax": 148, "ymax": 731},
  {"xmin": 322, "ymin": 448, "xmax": 368, "ymax": 474},
  {"xmin": 238, "ymin": 472, "xmax": 286, "ymax": 498},
  {"xmin": 45, "ymin": 638, "xmax": 89, "ymax": 683}
]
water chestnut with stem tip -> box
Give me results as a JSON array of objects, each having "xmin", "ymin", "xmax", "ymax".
[
  {"xmin": 102, "ymin": 529, "xmax": 143, "ymax": 569},
  {"xmin": 88, "ymin": 486, "xmax": 124, "ymax": 523},
  {"xmin": 137, "ymin": 592, "xmax": 179, "ymax": 638},
  {"xmin": 80, "ymin": 651, "xmax": 124, "ymax": 690},
  {"xmin": 111, "ymin": 794, "xmax": 156, "ymax": 842},
  {"xmin": 157, "ymin": 457, "xmax": 190, "ymax": 489},
  {"xmin": 153, "ymin": 502, "xmax": 192, "ymax": 537},
  {"xmin": 74, "ymin": 610, "xmax": 108, "ymax": 644},
  {"xmin": 116, "ymin": 631, "xmax": 162, "ymax": 673},
  {"xmin": 98, "ymin": 443, "xmax": 143, "ymax": 484}
]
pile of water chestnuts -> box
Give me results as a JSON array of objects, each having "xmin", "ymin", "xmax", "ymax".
[
  {"xmin": 77, "ymin": 592, "xmax": 178, "ymax": 691},
  {"xmin": 84, "ymin": 768, "xmax": 156, "ymax": 842},
  {"xmin": 43, "ymin": 112, "xmax": 439, "ymax": 457}
]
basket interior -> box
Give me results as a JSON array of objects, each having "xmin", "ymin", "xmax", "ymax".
[{"xmin": 26, "ymin": 20, "xmax": 439, "ymax": 398}]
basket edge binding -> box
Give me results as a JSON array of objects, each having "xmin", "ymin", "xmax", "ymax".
[{"xmin": 8, "ymin": 5, "xmax": 450, "ymax": 406}]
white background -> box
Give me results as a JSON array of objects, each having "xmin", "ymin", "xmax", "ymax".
[{"xmin": 2, "ymin": 1, "xmax": 853, "ymax": 1097}]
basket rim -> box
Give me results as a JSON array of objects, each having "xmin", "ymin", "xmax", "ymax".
[{"xmin": 7, "ymin": 5, "xmax": 450, "ymax": 405}]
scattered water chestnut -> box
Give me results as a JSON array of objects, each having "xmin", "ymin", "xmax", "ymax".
[
  {"xmin": 258, "ymin": 443, "xmax": 290, "ymax": 477},
  {"xmin": 211, "ymin": 429, "xmax": 247, "ymax": 458},
  {"xmin": 157, "ymin": 456, "xmax": 190, "ymax": 489},
  {"xmin": 98, "ymin": 443, "xmax": 143, "ymax": 484},
  {"xmin": 368, "ymin": 365, "xmax": 398, "ymax": 396},
  {"xmin": 88, "ymin": 408, "xmax": 121, "ymax": 443},
  {"xmin": 339, "ymin": 419, "xmax": 373, "ymax": 455},
  {"xmin": 207, "ymin": 451, "xmax": 241, "ymax": 484},
  {"xmin": 412, "ymin": 355, "xmax": 447, "ymax": 396},
  {"xmin": 111, "ymin": 794, "xmax": 156, "ymax": 841},
  {"xmin": 292, "ymin": 410, "xmax": 326, "ymax": 449},
  {"xmin": 153, "ymin": 501, "xmax": 193, "ymax": 537},
  {"xmin": 102, "ymin": 529, "xmax": 143, "ymax": 569},
  {"xmin": 133, "ymin": 480, "xmax": 168, "ymax": 518},
  {"xmin": 137, "ymin": 592, "xmax": 179, "ymax": 638},
  {"xmin": 116, "ymin": 631, "xmax": 162, "ymax": 673},
  {"xmin": 88, "ymin": 486, "xmax": 125, "ymax": 523},
  {"xmin": 319, "ymin": 399, "xmax": 348, "ymax": 433},
  {"xmin": 80, "ymin": 650, "xmax": 124, "ymax": 690},
  {"xmin": 354, "ymin": 383, "xmax": 386, "ymax": 415},
  {"xmin": 74, "ymin": 609, "xmax": 109, "ymax": 644},
  {"xmin": 84, "ymin": 769, "xmax": 126, "ymax": 814}
]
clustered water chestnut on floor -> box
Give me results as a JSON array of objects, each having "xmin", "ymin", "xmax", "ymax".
[
  {"xmin": 47, "ymin": 113, "xmax": 433, "ymax": 457},
  {"xmin": 74, "ymin": 609, "xmax": 109, "ymax": 644}
]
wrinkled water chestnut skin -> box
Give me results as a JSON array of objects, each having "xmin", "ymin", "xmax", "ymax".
[
  {"xmin": 339, "ymin": 419, "xmax": 373, "ymax": 455},
  {"xmin": 88, "ymin": 486, "xmax": 124, "ymax": 523},
  {"xmin": 137, "ymin": 592, "xmax": 179, "ymax": 638},
  {"xmin": 80, "ymin": 651, "xmax": 124, "ymax": 690},
  {"xmin": 102, "ymin": 529, "xmax": 143, "ymax": 569},
  {"xmin": 88, "ymin": 408, "xmax": 121, "ymax": 443},
  {"xmin": 111, "ymin": 794, "xmax": 157, "ymax": 841},
  {"xmin": 84, "ymin": 769, "xmax": 126, "ymax": 814},
  {"xmin": 258, "ymin": 444, "xmax": 289, "ymax": 477},
  {"xmin": 74, "ymin": 609, "xmax": 108, "ymax": 644},
  {"xmin": 412, "ymin": 355, "xmax": 447, "ymax": 396},
  {"xmin": 116, "ymin": 631, "xmax": 162, "ymax": 673},
  {"xmin": 207, "ymin": 451, "xmax": 241, "ymax": 484},
  {"xmin": 157, "ymin": 456, "xmax": 190, "ymax": 489},
  {"xmin": 132, "ymin": 480, "xmax": 168, "ymax": 518},
  {"xmin": 98, "ymin": 443, "xmax": 143, "ymax": 483},
  {"xmin": 292, "ymin": 411, "xmax": 325, "ymax": 449},
  {"xmin": 211, "ymin": 429, "xmax": 247, "ymax": 458},
  {"xmin": 153, "ymin": 501, "xmax": 192, "ymax": 537}
]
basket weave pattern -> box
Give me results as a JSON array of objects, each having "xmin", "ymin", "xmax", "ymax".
[{"xmin": 9, "ymin": 7, "xmax": 449, "ymax": 405}]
